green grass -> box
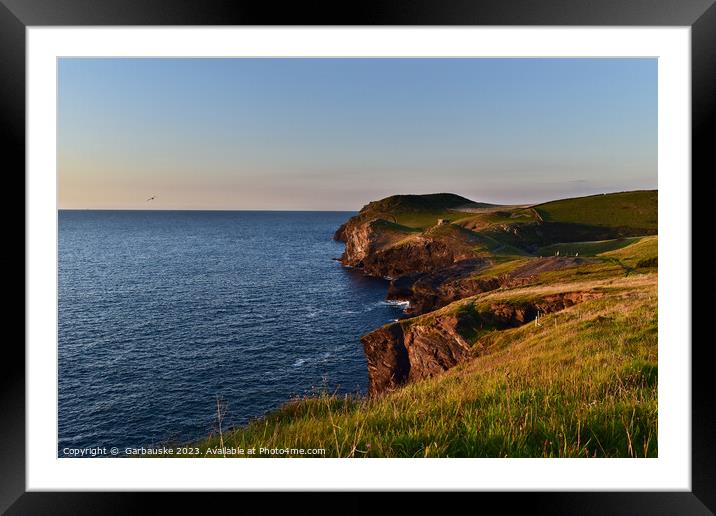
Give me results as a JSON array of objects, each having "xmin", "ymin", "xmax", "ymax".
[
  {"xmin": 470, "ymin": 233, "xmax": 531, "ymax": 257},
  {"xmin": 524, "ymin": 237, "xmax": 657, "ymax": 285},
  {"xmin": 383, "ymin": 222, "xmax": 530, "ymax": 260},
  {"xmin": 392, "ymin": 210, "xmax": 467, "ymax": 229},
  {"xmin": 187, "ymin": 274, "xmax": 657, "ymax": 458},
  {"xmin": 471, "ymin": 257, "xmax": 531, "ymax": 279},
  {"xmin": 535, "ymin": 190, "xmax": 657, "ymax": 231},
  {"xmin": 600, "ymin": 235, "xmax": 658, "ymax": 269},
  {"xmin": 358, "ymin": 193, "xmax": 501, "ymax": 230},
  {"xmin": 363, "ymin": 193, "xmax": 490, "ymax": 214},
  {"xmin": 453, "ymin": 207, "xmax": 540, "ymax": 230},
  {"xmin": 536, "ymin": 237, "xmax": 643, "ymax": 257},
  {"xmin": 531, "ymin": 260, "xmax": 624, "ymax": 284},
  {"xmin": 370, "ymin": 219, "xmax": 421, "ymax": 235},
  {"xmin": 181, "ymin": 191, "xmax": 658, "ymax": 458},
  {"xmin": 357, "ymin": 191, "xmax": 657, "ymax": 247}
]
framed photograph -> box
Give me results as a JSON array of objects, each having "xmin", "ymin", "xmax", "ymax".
[{"xmin": 7, "ymin": 0, "xmax": 708, "ymax": 512}]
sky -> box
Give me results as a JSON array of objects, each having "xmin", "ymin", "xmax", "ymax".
[{"xmin": 58, "ymin": 58, "xmax": 657, "ymax": 210}]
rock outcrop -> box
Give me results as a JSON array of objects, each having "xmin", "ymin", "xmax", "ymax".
[
  {"xmin": 385, "ymin": 256, "xmax": 593, "ymax": 317},
  {"xmin": 335, "ymin": 217, "xmax": 482, "ymax": 278},
  {"xmin": 385, "ymin": 260, "xmax": 498, "ymax": 316},
  {"xmin": 335, "ymin": 191, "xmax": 655, "ymax": 397},
  {"xmin": 360, "ymin": 290, "xmax": 605, "ymax": 396},
  {"xmin": 361, "ymin": 314, "xmax": 473, "ymax": 396}
]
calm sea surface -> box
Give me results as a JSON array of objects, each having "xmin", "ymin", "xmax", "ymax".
[{"xmin": 58, "ymin": 210, "xmax": 404, "ymax": 456}]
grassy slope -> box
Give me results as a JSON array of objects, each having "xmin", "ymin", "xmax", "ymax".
[
  {"xmin": 530, "ymin": 237, "xmax": 658, "ymax": 285},
  {"xmin": 358, "ymin": 191, "xmax": 658, "ymax": 252},
  {"xmin": 471, "ymin": 256, "xmax": 531, "ymax": 279},
  {"xmin": 360, "ymin": 193, "xmax": 496, "ymax": 230},
  {"xmin": 453, "ymin": 207, "xmax": 539, "ymax": 232},
  {"xmin": 382, "ymin": 217, "xmax": 530, "ymax": 259},
  {"xmin": 363, "ymin": 193, "xmax": 490, "ymax": 214},
  {"xmin": 190, "ymin": 264, "xmax": 657, "ymax": 458},
  {"xmin": 393, "ymin": 210, "xmax": 468, "ymax": 229},
  {"xmin": 186, "ymin": 193, "xmax": 658, "ymax": 458},
  {"xmin": 449, "ymin": 192, "xmax": 657, "ymax": 253},
  {"xmin": 535, "ymin": 190, "xmax": 657, "ymax": 231},
  {"xmin": 601, "ymin": 235, "xmax": 658, "ymax": 267},
  {"xmin": 470, "ymin": 233, "xmax": 531, "ymax": 257},
  {"xmin": 536, "ymin": 237, "xmax": 643, "ymax": 257}
]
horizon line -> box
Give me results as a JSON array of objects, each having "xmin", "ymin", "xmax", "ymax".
[
  {"xmin": 57, "ymin": 208, "xmax": 360, "ymax": 212},
  {"xmin": 57, "ymin": 187, "xmax": 658, "ymax": 213}
]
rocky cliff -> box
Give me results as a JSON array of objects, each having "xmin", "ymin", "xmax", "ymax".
[
  {"xmin": 335, "ymin": 217, "xmax": 481, "ymax": 278},
  {"xmin": 334, "ymin": 194, "xmax": 615, "ymax": 396},
  {"xmin": 360, "ymin": 290, "xmax": 605, "ymax": 396}
]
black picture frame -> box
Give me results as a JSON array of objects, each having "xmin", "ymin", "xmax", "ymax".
[{"xmin": 4, "ymin": 0, "xmax": 708, "ymax": 513}]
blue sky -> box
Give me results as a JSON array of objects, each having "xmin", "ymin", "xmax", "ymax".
[{"xmin": 58, "ymin": 58, "xmax": 657, "ymax": 210}]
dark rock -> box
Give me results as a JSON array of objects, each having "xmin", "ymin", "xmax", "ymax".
[
  {"xmin": 361, "ymin": 290, "xmax": 606, "ymax": 396},
  {"xmin": 361, "ymin": 323, "xmax": 409, "ymax": 396}
]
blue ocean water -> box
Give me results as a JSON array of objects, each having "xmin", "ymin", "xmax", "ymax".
[{"xmin": 58, "ymin": 210, "xmax": 404, "ymax": 456}]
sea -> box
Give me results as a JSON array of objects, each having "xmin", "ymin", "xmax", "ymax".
[{"xmin": 58, "ymin": 210, "xmax": 406, "ymax": 456}]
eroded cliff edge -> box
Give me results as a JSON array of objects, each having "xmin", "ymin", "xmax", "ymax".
[
  {"xmin": 360, "ymin": 289, "xmax": 604, "ymax": 395},
  {"xmin": 334, "ymin": 191, "xmax": 657, "ymax": 396}
]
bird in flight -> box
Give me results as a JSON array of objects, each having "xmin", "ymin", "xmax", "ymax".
[{"xmin": 146, "ymin": 196, "xmax": 156, "ymax": 202}]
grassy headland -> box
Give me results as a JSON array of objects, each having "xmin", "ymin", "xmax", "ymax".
[{"xmin": 187, "ymin": 191, "xmax": 657, "ymax": 458}]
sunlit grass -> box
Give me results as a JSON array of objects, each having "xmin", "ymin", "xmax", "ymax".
[
  {"xmin": 536, "ymin": 237, "xmax": 643, "ymax": 257},
  {"xmin": 188, "ymin": 274, "xmax": 657, "ymax": 458},
  {"xmin": 536, "ymin": 190, "xmax": 657, "ymax": 231}
]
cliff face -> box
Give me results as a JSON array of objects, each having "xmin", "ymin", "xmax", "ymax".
[
  {"xmin": 388, "ymin": 256, "xmax": 593, "ymax": 315},
  {"xmin": 386, "ymin": 261, "xmax": 499, "ymax": 316},
  {"xmin": 335, "ymin": 216, "xmax": 483, "ymax": 278},
  {"xmin": 362, "ymin": 236, "xmax": 476, "ymax": 278},
  {"xmin": 333, "ymin": 218, "xmax": 381, "ymax": 269},
  {"xmin": 335, "ymin": 211, "xmax": 488, "ymax": 395},
  {"xmin": 361, "ymin": 313, "xmax": 473, "ymax": 396},
  {"xmin": 335, "ymin": 193, "xmax": 625, "ymax": 397},
  {"xmin": 360, "ymin": 290, "xmax": 605, "ymax": 396}
]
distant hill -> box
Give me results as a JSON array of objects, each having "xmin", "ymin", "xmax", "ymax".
[
  {"xmin": 535, "ymin": 190, "xmax": 657, "ymax": 232},
  {"xmin": 362, "ymin": 193, "xmax": 494, "ymax": 215},
  {"xmin": 341, "ymin": 189, "xmax": 658, "ymax": 248},
  {"xmin": 354, "ymin": 193, "xmax": 497, "ymax": 230}
]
